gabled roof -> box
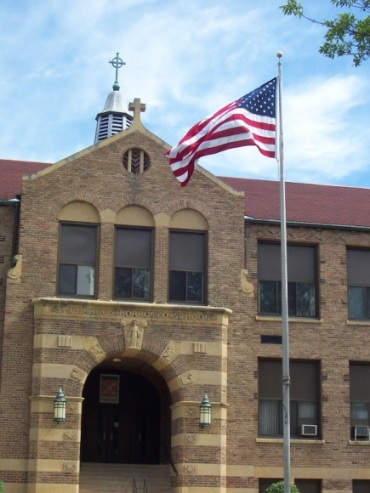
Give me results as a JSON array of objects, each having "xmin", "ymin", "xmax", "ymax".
[
  {"xmin": 0, "ymin": 159, "xmax": 50, "ymax": 200},
  {"xmin": 221, "ymin": 176, "xmax": 370, "ymax": 229},
  {"xmin": 1, "ymin": 158, "xmax": 370, "ymax": 230}
]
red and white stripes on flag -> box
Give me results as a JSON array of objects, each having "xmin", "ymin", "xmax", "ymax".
[{"xmin": 167, "ymin": 78, "xmax": 277, "ymax": 187}]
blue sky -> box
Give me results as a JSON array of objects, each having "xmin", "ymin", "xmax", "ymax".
[{"xmin": 1, "ymin": 0, "xmax": 370, "ymax": 187}]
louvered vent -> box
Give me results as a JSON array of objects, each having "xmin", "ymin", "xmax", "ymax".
[
  {"xmin": 123, "ymin": 148, "xmax": 150, "ymax": 174},
  {"xmin": 95, "ymin": 113, "xmax": 133, "ymax": 143}
]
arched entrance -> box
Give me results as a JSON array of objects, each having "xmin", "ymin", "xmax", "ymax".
[{"xmin": 80, "ymin": 356, "xmax": 171, "ymax": 465}]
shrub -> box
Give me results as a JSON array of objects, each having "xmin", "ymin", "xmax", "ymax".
[{"xmin": 266, "ymin": 480, "xmax": 300, "ymax": 493}]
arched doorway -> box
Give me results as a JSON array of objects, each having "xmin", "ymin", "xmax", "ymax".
[{"xmin": 80, "ymin": 357, "xmax": 171, "ymax": 465}]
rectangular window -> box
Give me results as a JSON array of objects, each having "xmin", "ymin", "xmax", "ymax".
[
  {"xmin": 347, "ymin": 249, "xmax": 370, "ymax": 320},
  {"xmin": 258, "ymin": 242, "xmax": 317, "ymax": 317},
  {"xmin": 169, "ymin": 231, "xmax": 205, "ymax": 303},
  {"xmin": 258, "ymin": 359, "xmax": 320, "ymax": 438},
  {"xmin": 350, "ymin": 363, "xmax": 370, "ymax": 439},
  {"xmin": 58, "ymin": 224, "xmax": 97, "ymax": 296},
  {"xmin": 114, "ymin": 227, "xmax": 152, "ymax": 300},
  {"xmin": 353, "ymin": 480, "xmax": 370, "ymax": 493}
]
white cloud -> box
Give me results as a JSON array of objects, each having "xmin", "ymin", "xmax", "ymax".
[{"xmin": 0, "ymin": 0, "xmax": 370, "ymax": 186}]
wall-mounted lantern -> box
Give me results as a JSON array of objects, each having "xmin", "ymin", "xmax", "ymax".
[
  {"xmin": 54, "ymin": 388, "xmax": 66, "ymax": 423},
  {"xmin": 199, "ymin": 392, "xmax": 211, "ymax": 428}
]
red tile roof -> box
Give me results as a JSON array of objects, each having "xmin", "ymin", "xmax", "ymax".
[
  {"xmin": 221, "ymin": 176, "xmax": 370, "ymax": 229},
  {"xmin": 1, "ymin": 159, "xmax": 369, "ymax": 229},
  {"xmin": 0, "ymin": 159, "xmax": 50, "ymax": 200}
]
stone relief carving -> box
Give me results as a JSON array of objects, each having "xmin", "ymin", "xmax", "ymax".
[
  {"xmin": 7, "ymin": 254, "xmax": 22, "ymax": 280},
  {"xmin": 58, "ymin": 335, "xmax": 72, "ymax": 348},
  {"xmin": 121, "ymin": 319, "xmax": 147, "ymax": 349},
  {"xmin": 193, "ymin": 342, "xmax": 207, "ymax": 354},
  {"xmin": 62, "ymin": 462, "xmax": 76, "ymax": 472},
  {"xmin": 63, "ymin": 431, "xmax": 77, "ymax": 441},
  {"xmin": 185, "ymin": 407, "xmax": 197, "ymax": 417},
  {"xmin": 162, "ymin": 344, "xmax": 176, "ymax": 362},
  {"xmin": 71, "ymin": 367, "xmax": 85, "ymax": 382},
  {"xmin": 84, "ymin": 336, "xmax": 105, "ymax": 361},
  {"xmin": 183, "ymin": 465, "xmax": 196, "ymax": 474},
  {"xmin": 180, "ymin": 372, "xmax": 194, "ymax": 386},
  {"xmin": 241, "ymin": 269, "xmax": 254, "ymax": 297},
  {"xmin": 185, "ymin": 434, "xmax": 197, "ymax": 444}
]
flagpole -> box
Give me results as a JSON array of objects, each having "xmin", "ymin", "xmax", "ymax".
[{"xmin": 277, "ymin": 51, "xmax": 291, "ymax": 493}]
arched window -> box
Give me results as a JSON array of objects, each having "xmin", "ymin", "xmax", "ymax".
[
  {"xmin": 168, "ymin": 209, "xmax": 208, "ymax": 305},
  {"xmin": 58, "ymin": 202, "xmax": 100, "ymax": 297}
]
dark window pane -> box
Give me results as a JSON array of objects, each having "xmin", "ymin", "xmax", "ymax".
[
  {"xmin": 187, "ymin": 272, "xmax": 203, "ymax": 302},
  {"xmin": 260, "ymin": 281, "xmax": 278, "ymax": 314},
  {"xmin": 59, "ymin": 265, "xmax": 77, "ymax": 294},
  {"xmin": 169, "ymin": 271, "xmax": 186, "ymax": 301},
  {"xmin": 114, "ymin": 228, "xmax": 152, "ymax": 300},
  {"xmin": 354, "ymin": 480, "xmax": 370, "ymax": 493},
  {"xmin": 60, "ymin": 225, "xmax": 97, "ymax": 264},
  {"xmin": 115, "ymin": 228, "xmax": 151, "ymax": 268},
  {"xmin": 295, "ymin": 480, "xmax": 321, "ymax": 493},
  {"xmin": 349, "ymin": 286, "xmax": 366, "ymax": 319},
  {"xmin": 170, "ymin": 232, "xmax": 204, "ymax": 271},
  {"xmin": 115, "ymin": 268, "xmax": 132, "ymax": 298},
  {"xmin": 258, "ymin": 243, "xmax": 317, "ymax": 317},
  {"xmin": 259, "ymin": 360, "xmax": 319, "ymax": 438},
  {"xmin": 296, "ymin": 283, "xmax": 316, "ymax": 317},
  {"xmin": 132, "ymin": 269, "xmax": 150, "ymax": 300}
]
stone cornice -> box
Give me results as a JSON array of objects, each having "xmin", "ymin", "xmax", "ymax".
[{"xmin": 32, "ymin": 297, "xmax": 231, "ymax": 326}]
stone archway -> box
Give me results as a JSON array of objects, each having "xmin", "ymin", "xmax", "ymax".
[
  {"xmin": 30, "ymin": 298, "xmax": 230, "ymax": 493},
  {"xmin": 80, "ymin": 358, "xmax": 171, "ymax": 465}
]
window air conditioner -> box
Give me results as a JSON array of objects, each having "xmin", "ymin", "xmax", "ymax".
[
  {"xmin": 300, "ymin": 424, "xmax": 318, "ymax": 436},
  {"xmin": 354, "ymin": 425, "xmax": 370, "ymax": 440}
]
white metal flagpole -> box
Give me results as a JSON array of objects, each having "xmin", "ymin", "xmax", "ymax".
[{"xmin": 276, "ymin": 51, "xmax": 291, "ymax": 493}]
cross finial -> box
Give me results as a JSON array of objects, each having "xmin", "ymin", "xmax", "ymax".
[
  {"xmin": 128, "ymin": 98, "xmax": 146, "ymax": 127},
  {"xmin": 109, "ymin": 52, "xmax": 125, "ymax": 91}
]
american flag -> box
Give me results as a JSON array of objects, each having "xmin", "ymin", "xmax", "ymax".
[{"xmin": 167, "ymin": 78, "xmax": 277, "ymax": 187}]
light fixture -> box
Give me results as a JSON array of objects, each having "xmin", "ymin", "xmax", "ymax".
[
  {"xmin": 54, "ymin": 388, "xmax": 66, "ymax": 423},
  {"xmin": 199, "ymin": 392, "xmax": 211, "ymax": 428}
]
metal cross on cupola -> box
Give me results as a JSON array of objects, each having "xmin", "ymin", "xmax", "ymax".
[
  {"xmin": 129, "ymin": 98, "xmax": 146, "ymax": 128},
  {"xmin": 109, "ymin": 52, "xmax": 125, "ymax": 91}
]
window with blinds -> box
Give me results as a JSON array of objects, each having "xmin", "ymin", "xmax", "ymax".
[
  {"xmin": 168, "ymin": 231, "xmax": 206, "ymax": 304},
  {"xmin": 258, "ymin": 242, "xmax": 317, "ymax": 317},
  {"xmin": 347, "ymin": 249, "xmax": 370, "ymax": 320},
  {"xmin": 114, "ymin": 227, "xmax": 153, "ymax": 301},
  {"xmin": 58, "ymin": 223, "xmax": 98, "ymax": 297},
  {"xmin": 258, "ymin": 359, "xmax": 320, "ymax": 438}
]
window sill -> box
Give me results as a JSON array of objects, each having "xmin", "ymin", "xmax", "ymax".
[
  {"xmin": 256, "ymin": 437, "xmax": 325, "ymax": 445},
  {"xmin": 256, "ymin": 316, "xmax": 323, "ymax": 324},
  {"xmin": 347, "ymin": 320, "xmax": 370, "ymax": 327},
  {"xmin": 349, "ymin": 440, "xmax": 370, "ymax": 445}
]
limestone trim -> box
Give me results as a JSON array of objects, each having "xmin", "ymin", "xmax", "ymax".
[
  {"xmin": 255, "ymin": 315, "xmax": 323, "ymax": 324},
  {"xmin": 255, "ymin": 437, "xmax": 325, "ymax": 445},
  {"xmin": 7, "ymin": 253, "xmax": 22, "ymax": 280},
  {"xmin": 32, "ymin": 297, "xmax": 231, "ymax": 325}
]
